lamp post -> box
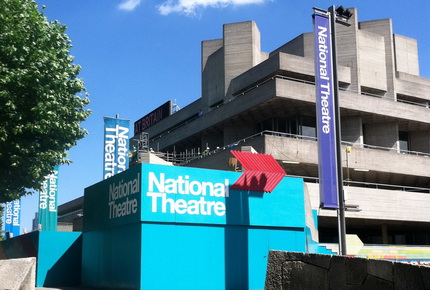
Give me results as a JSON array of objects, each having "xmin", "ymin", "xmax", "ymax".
[{"xmin": 331, "ymin": 5, "xmax": 353, "ymax": 256}]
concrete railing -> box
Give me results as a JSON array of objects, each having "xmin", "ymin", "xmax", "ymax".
[{"xmin": 265, "ymin": 251, "xmax": 430, "ymax": 289}]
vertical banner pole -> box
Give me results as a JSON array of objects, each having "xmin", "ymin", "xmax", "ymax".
[
  {"xmin": 329, "ymin": 5, "xmax": 347, "ymax": 256},
  {"xmin": 313, "ymin": 7, "xmax": 347, "ymax": 255}
]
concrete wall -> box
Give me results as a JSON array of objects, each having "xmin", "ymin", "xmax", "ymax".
[
  {"xmin": 337, "ymin": 8, "xmax": 361, "ymax": 93},
  {"xmin": 264, "ymin": 134, "xmax": 430, "ymax": 178},
  {"xmin": 265, "ymin": 251, "xmax": 430, "ymax": 289},
  {"xmin": 224, "ymin": 21, "xmax": 262, "ymax": 97},
  {"xmin": 363, "ymin": 121, "xmax": 398, "ymax": 150},
  {"xmin": 410, "ymin": 130, "xmax": 430, "ymax": 153},
  {"xmin": 306, "ymin": 183, "xmax": 430, "ymax": 223},
  {"xmin": 341, "ymin": 116, "xmax": 363, "ymax": 145},
  {"xmin": 358, "ymin": 30, "xmax": 387, "ymax": 92},
  {"xmin": 202, "ymin": 39, "xmax": 224, "ymax": 110},
  {"xmin": 394, "ymin": 34, "xmax": 419, "ymax": 76},
  {"xmin": 360, "ymin": 18, "xmax": 396, "ymax": 99}
]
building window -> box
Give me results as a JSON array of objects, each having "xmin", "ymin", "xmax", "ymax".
[
  {"xmin": 256, "ymin": 115, "xmax": 315, "ymax": 139},
  {"xmin": 399, "ymin": 131, "xmax": 410, "ymax": 153},
  {"xmin": 301, "ymin": 115, "xmax": 316, "ymax": 140}
]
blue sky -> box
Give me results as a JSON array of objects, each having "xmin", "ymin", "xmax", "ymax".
[{"xmin": 15, "ymin": 0, "xmax": 430, "ymax": 232}]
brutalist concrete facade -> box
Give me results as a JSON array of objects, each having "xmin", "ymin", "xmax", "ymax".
[{"xmin": 138, "ymin": 8, "xmax": 430, "ymax": 245}]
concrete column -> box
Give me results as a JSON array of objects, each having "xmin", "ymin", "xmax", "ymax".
[
  {"xmin": 201, "ymin": 39, "xmax": 224, "ymax": 111},
  {"xmin": 336, "ymin": 8, "xmax": 361, "ymax": 94},
  {"xmin": 382, "ymin": 224, "xmax": 388, "ymax": 244},
  {"xmin": 360, "ymin": 19, "xmax": 397, "ymax": 100},
  {"xmin": 224, "ymin": 21, "xmax": 262, "ymax": 98},
  {"xmin": 393, "ymin": 34, "xmax": 419, "ymax": 76}
]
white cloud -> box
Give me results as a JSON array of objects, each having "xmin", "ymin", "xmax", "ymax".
[
  {"xmin": 118, "ymin": 0, "xmax": 142, "ymax": 11},
  {"xmin": 158, "ymin": 0, "xmax": 266, "ymax": 15}
]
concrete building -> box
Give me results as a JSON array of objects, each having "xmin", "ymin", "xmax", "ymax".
[{"xmin": 135, "ymin": 8, "xmax": 430, "ymax": 246}]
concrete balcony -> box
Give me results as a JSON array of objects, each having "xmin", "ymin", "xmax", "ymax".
[
  {"xmin": 264, "ymin": 134, "xmax": 430, "ymax": 187},
  {"xmin": 231, "ymin": 52, "xmax": 351, "ymax": 96},
  {"xmin": 306, "ymin": 182, "xmax": 430, "ymax": 224}
]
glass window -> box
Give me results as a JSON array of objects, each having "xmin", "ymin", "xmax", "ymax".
[{"xmin": 399, "ymin": 131, "xmax": 409, "ymax": 152}]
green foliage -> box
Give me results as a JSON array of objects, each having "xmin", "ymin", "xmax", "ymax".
[{"xmin": 0, "ymin": 0, "xmax": 91, "ymax": 202}]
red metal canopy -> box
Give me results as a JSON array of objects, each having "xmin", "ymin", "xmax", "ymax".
[{"xmin": 230, "ymin": 151, "xmax": 286, "ymax": 192}]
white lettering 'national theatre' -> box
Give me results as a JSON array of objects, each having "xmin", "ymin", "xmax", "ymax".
[
  {"xmin": 147, "ymin": 172, "xmax": 229, "ymax": 217},
  {"xmin": 317, "ymin": 24, "xmax": 332, "ymax": 135}
]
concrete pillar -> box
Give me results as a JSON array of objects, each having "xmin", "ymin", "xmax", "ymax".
[
  {"xmin": 382, "ymin": 224, "xmax": 388, "ymax": 244},
  {"xmin": 360, "ymin": 19, "xmax": 397, "ymax": 100},
  {"xmin": 393, "ymin": 34, "xmax": 419, "ymax": 76},
  {"xmin": 224, "ymin": 21, "xmax": 262, "ymax": 98},
  {"xmin": 202, "ymin": 39, "xmax": 224, "ymax": 111},
  {"xmin": 336, "ymin": 8, "xmax": 361, "ymax": 94}
]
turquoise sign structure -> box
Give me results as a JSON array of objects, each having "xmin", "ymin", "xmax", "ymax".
[
  {"xmin": 103, "ymin": 117, "xmax": 130, "ymax": 180},
  {"xmin": 82, "ymin": 163, "xmax": 330, "ymax": 289},
  {"xmin": 4, "ymin": 199, "xmax": 21, "ymax": 238},
  {"xmin": 38, "ymin": 166, "xmax": 59, "ymax": 231}
]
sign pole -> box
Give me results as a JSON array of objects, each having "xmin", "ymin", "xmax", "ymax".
[{"xmin": 329, "ymin": 5, "xmax": 347, "ymax": 256}]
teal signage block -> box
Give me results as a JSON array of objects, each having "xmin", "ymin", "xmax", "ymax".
[
  {"xmin": 38, "ymin": 166, "xmax": 59, "ymax": 231},
  {"xmin": 82, "ymin": 163, "xmax": 323, "ymax": 289}
]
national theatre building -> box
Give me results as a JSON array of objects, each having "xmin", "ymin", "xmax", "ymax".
[{"xmin": 134, "ymin": 8, "xmax": 430, "ymax": 248}]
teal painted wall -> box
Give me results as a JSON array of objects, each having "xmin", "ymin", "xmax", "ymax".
[
  {"xmin": 0, "ymin": 231, "xmax": 82, "ymax": 287},
  {"xmin": 82, "ymin": 223, "xmax": 141, "ymax": 289},
  {"xmin": 37, "ymin": 231, "xmax": 82, "ymax": 287},
  {"xmin": 82, "ymin": 163, "xmax": 316, "ymax": 289}
]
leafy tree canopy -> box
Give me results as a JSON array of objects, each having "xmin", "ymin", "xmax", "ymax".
[{"xmin": 0, "ymin": 0, "xmax": 91, "ymax": 203}]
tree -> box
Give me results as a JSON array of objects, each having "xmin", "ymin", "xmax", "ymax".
[{"xmin": 0, "ymin": 0, "xmax": 91, "ymax": 202}]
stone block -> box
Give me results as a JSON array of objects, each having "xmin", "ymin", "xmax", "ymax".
[
  {"xmin": 0, "ymin": 257, "xmax": 36, "ymax": 290},
  {"xmin": 363, "ymin": 274, "xmax": 394, "ymax": 290},
  {"xmin": 367, "ymin": 259, "xmax": 393, "ymax": 282},
  {"xmin": 281, "ymin": 261, "xmax": 328, "ymax": 290},
  {"xmin": 265, "ymin": 250, "xmax": 287, "ymax": 290},
  {"xmin": 420, "ymin": 266, "xmax": 430, "ymax": 290},
  {"xmin": 393, "ymin": 262, "xmax": 425, "ymax": 289},
  {"xmin": 328, "ymin": 255, "xmax": 347, "ymax": 289},
  {"xmin": 346, "ymin": 256, "xmax": 367, "ymax": 285},
  {"xmin": 299, "ymin": 252, "xmax": 332, "ymax": 270}
]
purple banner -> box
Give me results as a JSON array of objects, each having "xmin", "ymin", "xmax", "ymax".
[{"xmin": 314, "ymin": 13, "xmax": 339, "ymax": 209}]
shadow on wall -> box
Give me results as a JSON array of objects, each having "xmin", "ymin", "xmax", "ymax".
[{"xmin": 44, "ymin": 235, "xmax": 82, "ymax": 287}]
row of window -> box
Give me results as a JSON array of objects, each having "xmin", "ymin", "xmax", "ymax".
[{"xmin": 255, "ymin": 116, "xmax": 410, "ymax": 150}]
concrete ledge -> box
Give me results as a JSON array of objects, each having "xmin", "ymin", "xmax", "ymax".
[
  {"xmin": 0, "ymin": 257, "xmax": 36, "ymax": 290},
  {"xmin": 265, "ymin": 251, "xmax": 430, "ymax": 289}
]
